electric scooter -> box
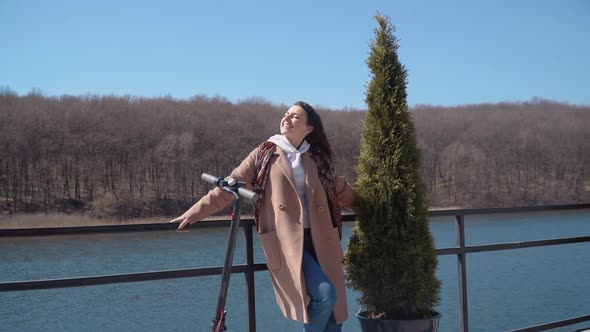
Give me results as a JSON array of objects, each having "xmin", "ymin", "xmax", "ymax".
[{"xmin": 200, "ymin": 173, "xmax": 259, "ymax": 332}]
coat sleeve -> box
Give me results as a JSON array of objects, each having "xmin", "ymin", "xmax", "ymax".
[
  {"xmin": 335, "ymin": 176, "xmax": 355, "ymax": 210},
  {"xmin": 182, "ymin": 147, "xmax": 259, "ymax": 223}
]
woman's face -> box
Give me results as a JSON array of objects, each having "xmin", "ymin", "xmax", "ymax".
[{"xmin": 280, "ymin": 105, "xmax": 313, "ymax": 142}]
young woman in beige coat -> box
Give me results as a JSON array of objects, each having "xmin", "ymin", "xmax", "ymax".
[{"xmin": 171, "ymin": 101, "xmax": 355, "ymax": 332}]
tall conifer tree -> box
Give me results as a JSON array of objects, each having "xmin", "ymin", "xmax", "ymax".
[{"xmin": 344, "ymin": 14, "xmax": 441, "ymax": 319}]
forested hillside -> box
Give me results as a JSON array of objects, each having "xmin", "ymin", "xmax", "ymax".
[{"xmin": 1, "ymin": 89, "xmax": 588, "ymax": 220}]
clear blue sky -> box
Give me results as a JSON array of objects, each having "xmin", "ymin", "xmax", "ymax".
[{"xmin": 1, "ymin": 0, "xmax": 589, "ymax": 109}]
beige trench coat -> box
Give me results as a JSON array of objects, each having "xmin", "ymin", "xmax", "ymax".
[{"xmin": 183, "ymin": 145, "xmax": 355, "ymax": 324}]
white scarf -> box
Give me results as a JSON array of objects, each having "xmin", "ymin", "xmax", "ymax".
[
  {"xmin": 267, "ymin": 134, "xmax": 310, "ymax": 169},
  {"xmin": 267, "ymin": 134, "xmax": 311, "ymax": 228}
]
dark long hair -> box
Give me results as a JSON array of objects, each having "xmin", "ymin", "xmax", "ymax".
[{"xmin": 294, "ymin": 101, "xmax": 333, "ymax": 162}]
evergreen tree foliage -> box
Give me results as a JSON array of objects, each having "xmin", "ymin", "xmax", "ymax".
[{"xmin": 344, "ymin": 14, "xmax": 441, "ymax": 319}]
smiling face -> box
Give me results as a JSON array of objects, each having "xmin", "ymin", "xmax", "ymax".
[{"xmin": 280, "ymin": 105, "xmax": 314, "ymax": 147}]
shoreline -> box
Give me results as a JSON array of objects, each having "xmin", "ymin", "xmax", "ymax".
[
  {"xmin": 0, "ymin": 208, "xmax": 462, "ymax": 230},
  {"xmin": 2, "ymin": 204, "xmax": 588, "ymax": 230}
]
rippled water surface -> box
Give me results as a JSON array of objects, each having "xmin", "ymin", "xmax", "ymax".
[{"xmin": 1, "ymin": 209, "xmax": 589, "ymax": 331}]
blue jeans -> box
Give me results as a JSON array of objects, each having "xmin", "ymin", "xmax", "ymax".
[{"xmin": 302, "ymin": 228, "xmax": 342, "ymax": 332}]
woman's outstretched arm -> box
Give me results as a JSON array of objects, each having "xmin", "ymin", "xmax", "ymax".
[{"xmin": 171, "ymin": 147, "xmax": 259, "ymax": 230}]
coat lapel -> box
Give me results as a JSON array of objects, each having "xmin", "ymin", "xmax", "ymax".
[
  {"xmin": 274, "ymin": 148, "xmax": 297, "ymax": 192},
  {"xmin": 302, "ymin": 153, "xmax": 319, "ymax": 202}
]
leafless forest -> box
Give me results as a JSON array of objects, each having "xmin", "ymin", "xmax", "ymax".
[{"xmin": 1, "ymin": 89, "xmax": 588, "ymax": 220}]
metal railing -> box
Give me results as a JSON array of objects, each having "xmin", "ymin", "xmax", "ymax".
[{"xmin": 1, "ymin": 203, "xmax": 590, "ymax": 331}]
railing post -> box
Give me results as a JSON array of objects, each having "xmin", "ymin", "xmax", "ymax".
[
  {"xmin": 243, "ymin": 222, "xmax": 256, "ymax": 332},
  {"xmin": 456, "ymin": 214, "xmax": 469, "ymax": 332}
]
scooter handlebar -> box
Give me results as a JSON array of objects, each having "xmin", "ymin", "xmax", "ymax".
[
  {"xmin": 238, "ymin": 187, "xmax": 259, "ymax": 202},
  {"xmin": 201, "ymin": 173, "xmax": 259, "ymax": 202},
  {"xmin": 201, "ymin": 173, "xmax": 219, "ymax": 186}
]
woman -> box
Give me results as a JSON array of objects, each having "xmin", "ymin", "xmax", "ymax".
[{"xmin": 171, "ymin": 101, "xmax": 355, "ymax": 332}]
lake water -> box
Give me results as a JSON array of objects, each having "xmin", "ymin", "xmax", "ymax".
[{"xmin": 1, "ymin": 209, "xmax": 589, "ymax": 332}]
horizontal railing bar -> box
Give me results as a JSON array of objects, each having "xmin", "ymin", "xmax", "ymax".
[
  {"xmin": 0, "ymin": 220, "xmax": 239, "ymax": 238},
  {"xmin": 436, "ymin": 236, "xmax": 590, "ymax": 255},
  {"xmin": 428, "ymin": 203, "xmax": 590, "ymax": 217},
  {"xmin": 509, "ymin": 314, "xmax": 590, "ymax": 332},
  {"xmin": 2, "ymin": 203, "xmax": 588, "ymax": 237},
  {"xmin": 0, "ymin": 263, "xmax": 268, "ymax": 293}
]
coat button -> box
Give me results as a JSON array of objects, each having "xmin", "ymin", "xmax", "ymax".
[
  {"xmin": 318, "ymin": 206, "xmax": 325, "ymax": 212},
  {"xmin": 279, "ymin": 204, "xmax": 285, "ymax": 210}
]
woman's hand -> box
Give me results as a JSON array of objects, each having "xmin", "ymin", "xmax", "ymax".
[{"xmin": 170, "ymin": 215, "xmax": 192, "ymax": 230}]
